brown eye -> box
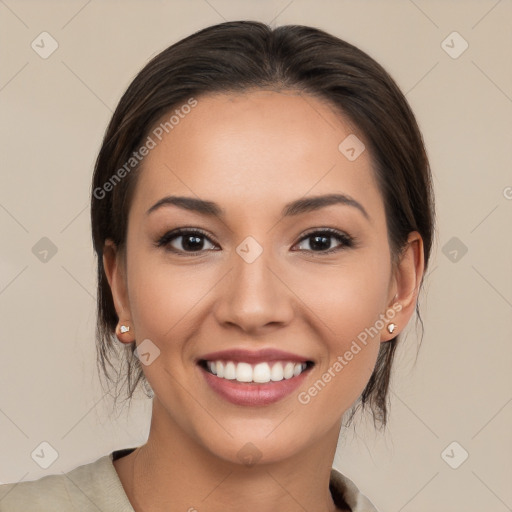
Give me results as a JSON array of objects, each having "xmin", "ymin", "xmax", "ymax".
[
  {"xmin": 155, "ymin": 228, "xmax": 217, "ymax": 255},
  {"xmin": 293, "ymin": 229, "xmax": 354, "ymax": 255}
]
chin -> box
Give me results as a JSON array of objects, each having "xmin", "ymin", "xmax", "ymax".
[{"xmin": 193, "ymin": 421, "xmax": 315, "ymax": 468}]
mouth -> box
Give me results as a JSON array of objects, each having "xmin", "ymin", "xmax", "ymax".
[{"xmin": 197, "ymin": 352, "xmax": 315, "ymax": 406}]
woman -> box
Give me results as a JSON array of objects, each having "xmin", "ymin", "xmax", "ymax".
[{"xmin": 0, "ymin": 20, "xmax": 434, "ymax": 511}]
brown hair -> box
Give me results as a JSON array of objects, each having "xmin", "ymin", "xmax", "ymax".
[{"xmin": 91, "ymin": 20, "xmax": 435, "ymax": 428}]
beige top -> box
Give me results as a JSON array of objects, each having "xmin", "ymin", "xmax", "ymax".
[{"xmin": 0, "ymin": 448, "xmax": 379, "ymax": 511}]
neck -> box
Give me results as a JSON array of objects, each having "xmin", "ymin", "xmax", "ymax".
[{"xmin": 115, "ymin": 399, "xmax": 345, "ymax": 512}]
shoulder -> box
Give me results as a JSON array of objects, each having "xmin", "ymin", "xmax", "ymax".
[
  {"xmin": 0, "ymin": 471, "xmax": 71, "ymax": 510},
  {"xmin": 329, "ymin": 468, "xmax": 380, "ymax": 512},
  {"xmin": 0, "ymin": 451, "xmax": 134, "ymax": 511}
]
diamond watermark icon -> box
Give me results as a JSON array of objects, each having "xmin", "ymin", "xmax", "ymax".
[
  {"xmin": 236, "ymin": 236, "xmax": 263, "ymax": 264},
  {"xmin": 32, "ymin": 237, "xmax": 58, "ymax": 263},
  {"xmin": 442, "ymin": 236, "xmax": 468, "ymax": 263},
  {"xmin": 237, "ymin": 442, "xmax": 262, "ymax": 467},
  {"xmin": 441, "ymin": 441, "xmax": 469, "ymax": 469},
  {"xmin": 441, "ymin": 31, "xmax": 468, "ymax": 59},
  {"xmin": 31, "ymin": 441, "xmax": 59, "ymax": 469},
  {"xmin": 134, "ymin": 338, "xmax": 161, "ymax": 366},
  {"xmin": 338, "ymin": 134, "xmax": 365, "ymax": 161},
  {"xmin": 31, "ymin": 32, "xmax": 59, "ymax": 59}
]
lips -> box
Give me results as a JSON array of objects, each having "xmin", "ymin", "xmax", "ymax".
[{"xmin": 197, "ymin": 348, "xmax": 314, "ymax": 406}]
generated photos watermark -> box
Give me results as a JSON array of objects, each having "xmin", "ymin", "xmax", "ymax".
[
  {"xmin": 298, "ymin": 302, "xmax": 402, "ymax": 405},
  {"xmin": 93, "ymin": 97, "xmax": 198, "ymax": 200}
]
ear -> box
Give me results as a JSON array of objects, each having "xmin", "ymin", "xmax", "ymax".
[
  {"xmin": 103, "ymin": 239, "xmax": 134, "ymax": 343},
  {"xmin": 381, "ymin": 231, "xmax": 425, "ymax": 342}
]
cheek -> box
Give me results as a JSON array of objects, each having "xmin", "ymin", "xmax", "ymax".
[
  {"xmin": 127, "ymin": 253, "xmax": 214, "ymax": 343},
  {"xmin": 291, "ymin": 253, "xmax": 390, "ymax": 411},
  {"xmin": 293, "ymin": 250, "xmax": 391, "ymax": 343}
]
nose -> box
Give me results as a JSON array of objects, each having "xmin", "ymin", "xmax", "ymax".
[{"xmin": 213, "ymin": 245, "xmax": 295, "ymax": 334}]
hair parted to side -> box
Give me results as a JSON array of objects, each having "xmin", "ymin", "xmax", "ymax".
[{"xmin": 90, "ymin": 20, "xmax": 435, "ymax": 428}]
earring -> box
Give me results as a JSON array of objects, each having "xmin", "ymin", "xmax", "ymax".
[
  {"xmin": 116, "ymin": 322, "xmax": 133, "ymax": 343},
  {"xmin": 387, "ymin": 323, "xmax": 397, "ymax": 334}
]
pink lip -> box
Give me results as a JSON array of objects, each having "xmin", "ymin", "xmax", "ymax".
[
  {"xmin": 199, "ymin": 364, "xmax": 312, "ymax": 406},
  {"xmin": 198, "ymin": 348, "xmax": 312, "ymax": 364}
]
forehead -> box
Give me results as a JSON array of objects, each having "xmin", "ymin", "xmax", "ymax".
[{"xmin": 131, "ymin": 90, "xmax": 383, "ymax": 221}]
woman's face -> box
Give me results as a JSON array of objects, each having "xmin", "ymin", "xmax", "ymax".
[{"xmin": 108, "ymin": 90, "xmax": 416, "ymax": 464}]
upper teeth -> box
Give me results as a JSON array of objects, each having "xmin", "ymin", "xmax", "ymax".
[{"xmin": 206, "ymin": 360, "xmax": 307, "ymax": 383}]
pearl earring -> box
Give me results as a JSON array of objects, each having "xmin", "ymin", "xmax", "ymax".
[
  {"xmin": 387, "ymin": 323, "xmax": 397, "ymax": 334},
  {"xmin": 120, "ymin": 325, "xmax": 130, "ymax": 334}
]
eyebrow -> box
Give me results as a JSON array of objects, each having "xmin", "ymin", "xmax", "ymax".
[{"xmin": 146, "ymin": 193, "xmax": 370, "ymax": 221}]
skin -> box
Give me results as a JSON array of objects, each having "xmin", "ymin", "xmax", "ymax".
[{"xmin": 103, "ymin": 90, "xmax": 424, "ymax": 512}]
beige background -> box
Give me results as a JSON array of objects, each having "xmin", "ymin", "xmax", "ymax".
[{"xmin": 1, "ymin": 0, "xmax": 511, "ymax": 510}]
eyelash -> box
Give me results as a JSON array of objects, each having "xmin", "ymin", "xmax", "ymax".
[{"xmin": 154, "ymin": 227, "xmax": 356, "ymax": 257}]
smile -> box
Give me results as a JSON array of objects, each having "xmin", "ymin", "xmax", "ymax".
[
  {"xmin": 201, "ymin": 360, "xmax": 311, "ymax": 383},
  {"xmin": 198, "ymin": 359, "xmax": 314, "ymax": 407}
]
